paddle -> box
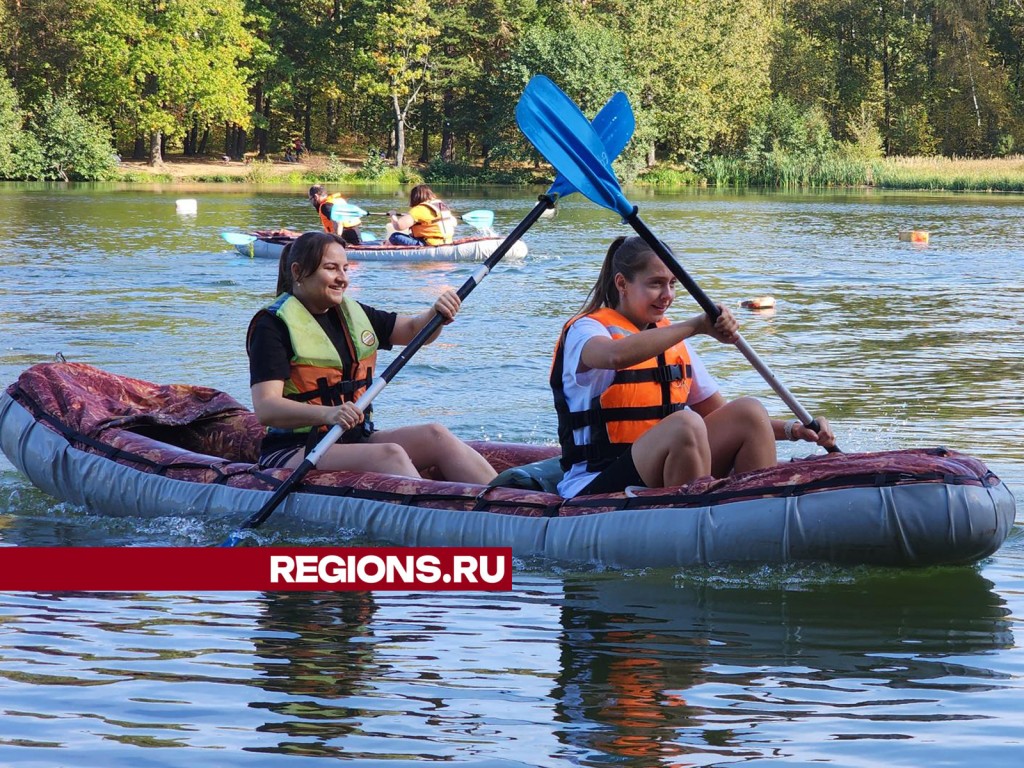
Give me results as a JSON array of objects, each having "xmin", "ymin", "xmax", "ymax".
[
  {"xmin": 220, "ymin": 84, "xmax": 636, "ymax": 547},
  {"xmin": 332, "ymin": 204, "xmax": 496, "ymax": 231},
  {"xmin": 516, "ymin": 75, "xmax": 838, "ymax": 452},
  {"xmin": 221, "ymin": 231, "xmax": 256, "ymax": 246}
]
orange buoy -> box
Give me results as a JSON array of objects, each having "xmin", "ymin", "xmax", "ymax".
[
  {"xmin": 740, "ymin": 295, "xmax": 776, "ymax": 310},
  {"xmin": 898, "ymin": 230, "xmax": 929, "ymax": 244}
]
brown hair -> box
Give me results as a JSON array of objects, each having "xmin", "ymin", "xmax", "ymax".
[
  {"xmin": 277, "ymin": 231, "xmax": 346, "ymax": 295},
  {"xmin": 409, "ymin": 183, "xmax": 448, "ymax": 210},
  {"xmin": 308, "ymin": 184, "xmax": 326, "ymax": 200},
  {"xmin": 578, "ymin": 235, "xmax": 658, "ymax": 315}
]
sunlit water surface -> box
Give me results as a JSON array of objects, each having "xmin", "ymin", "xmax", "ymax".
[{"xmin": 0, "ymin": 184, "xmax": 1022, "ymax": 765}]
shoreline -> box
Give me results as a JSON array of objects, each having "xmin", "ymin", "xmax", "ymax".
[{"xmin": 108, "ymin": 153, "xmax": 1024, "ymax": 194}]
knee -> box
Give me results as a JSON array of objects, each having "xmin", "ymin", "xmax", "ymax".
[
  {"xmin": 374, "ymin": 442, "xmax": 413, "ymax": 467},
  {"xmin": 663, "ymin": 409, "xmax": 708, "ymax": 448},
  {"xmin": 422, "ymin": 422, "xmax": 456, "ymax": 444},
  {"xmin": 730, "ymin": 396, "xmax": 772, "ymax": 430}
]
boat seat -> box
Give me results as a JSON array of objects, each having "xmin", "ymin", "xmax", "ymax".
[{"xmin": 488, "ymin": 456, "xmax": 563, "ymax": 495}]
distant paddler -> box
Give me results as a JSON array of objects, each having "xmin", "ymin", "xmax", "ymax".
[{"xmin": 308, "ymin": 185, "xmax": 362, "ymax": 245}]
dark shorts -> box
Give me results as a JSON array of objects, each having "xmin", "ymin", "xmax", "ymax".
[
  {"xmin": 259, "ymin": 444, "xmax": 304, "ymax": 469},
  {"xmin": 258, "ymin": 423, "xmax": 374, "ymax": 469},
  {"xmin": 578, "ymin": 448, "xmax": 645, "ymax": 496}
]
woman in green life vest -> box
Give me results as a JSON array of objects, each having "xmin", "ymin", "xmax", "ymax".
[{"xmin": 246, "ymin": 231, "xmax": 497, "ymax": 482}]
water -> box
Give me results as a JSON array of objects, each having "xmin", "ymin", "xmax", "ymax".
[{"xmin": 0, "ymin": 183, "xmax": 1022, "ymax": 765}]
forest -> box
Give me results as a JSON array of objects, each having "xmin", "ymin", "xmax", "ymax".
[{"xmin": 1, "ymin": 0, "xmax": 1023, "ymax": 184}]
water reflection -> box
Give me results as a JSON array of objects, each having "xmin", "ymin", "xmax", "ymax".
[
  {"xmin": 550, "ymin": 569, "xmax": 1013, "ymax": 765},
  {"xmin": 246, "ymin": 592, "xmax": 379, "ymax": 758}
]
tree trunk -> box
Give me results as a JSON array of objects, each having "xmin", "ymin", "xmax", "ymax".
[
  {"xmin": 183, "ymin": 120, "xmax": 195, "ymax": 156},
  {"xmin": 303, "ymin": 92, "xmax": 313, "ymax": 152},
  {"xmin": 327, "ymin": 98, "xmax": 340, "ymax": 144},
  {"xmin": 260, "ymin": 96, "xmax": 271, "ymax": 158},
  {"xmin": 393, "ymin": 94, "xmax": 406, "ymax": 168},
  {"xmin": 418, "ymin": 94, "xmax": 430, "ymax": 163},
  {"xmin": 198, "ymin": 127, "xmax": 209, "ymax": 155},
  {"xmin": 254, "ymin": 81, "xmax": 267, "ymax": 158},
  {"xmin": 148, "ymin": 130, "xmax": 163, "ymax": 166},
  {"xmin": 880, "ymin": 1, "xmax": 891, "ymax": 155},
  {"xmin": 133, "ymin": 135, "xmax": 146, "ymax": 160},
  {"xmin": 646, "ymin": 141, "xmax": 656, "ymax": 168},
  {"xmin": 441, "ymin": 89, "xmax": 455, "ymax": 163}
]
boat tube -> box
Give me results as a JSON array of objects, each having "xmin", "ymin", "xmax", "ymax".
[{"xmin": 0, "ymin": 363, "xmax": 1014, "ymax": 568}]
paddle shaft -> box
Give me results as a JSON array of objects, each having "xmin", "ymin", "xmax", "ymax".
[
  {"xmin": 224, "ymin": 194, "xmax": 555, "ymax": 541},
  {"xmin": 625, "ymin": 210, "xmax": 837, "ymax": 450}
]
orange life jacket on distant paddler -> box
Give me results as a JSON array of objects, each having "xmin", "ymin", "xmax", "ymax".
[{"xmin": 317, "ymin": 193, "xmax": 360, "ymax": 233}]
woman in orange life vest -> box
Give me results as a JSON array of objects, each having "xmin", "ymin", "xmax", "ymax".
[
  {"xmin": 246, "ymin": 231, "xmax": 497, "ymax": 483},
  {"xmin": 308, "ymin": 184, "xmax": 362, "ymax": 246},
  {"xmin": 387, "ymin": 184, "xmax": 457, "ymax": 246},
  {"xmin": 550, "ymin": 235, "xmax": 835, "ymax": 498}
]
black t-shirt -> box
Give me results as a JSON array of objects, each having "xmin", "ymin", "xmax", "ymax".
[{"xmin": 248, "ymin": 301, "xmax": 397, "ymax": 387}]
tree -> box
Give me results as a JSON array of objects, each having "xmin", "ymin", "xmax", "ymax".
[
  {"xmin": 67, "ymin": 0, "xmax": 253, "ymax": 164},
  {"xmin": 27, "ymin": 93, "xmax": 118, "ymax": 180},
  {"xmin": 356, "ymin": 0, "xmax": 437, "ymax": 167},
  {"xmin": 499, "ymin": 13, "xmax": 630, "ymax": 169},
  {"xmin": 617, "ymin": 0, "xmax": 772, "ymax": 167}
]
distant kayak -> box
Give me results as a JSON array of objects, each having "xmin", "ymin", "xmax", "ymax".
[{"xmin": 230, "ymin": 230, "xmax": 528, "ymax": 262}]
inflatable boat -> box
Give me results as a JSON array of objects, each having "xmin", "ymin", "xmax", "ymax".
[
  {"xmin": 0, "ymin": 363, "xmax": 1014, "ymax": 568},
  {"xmin": 230, "ymin": 230, "xmax": 528, "ymax": 262}
]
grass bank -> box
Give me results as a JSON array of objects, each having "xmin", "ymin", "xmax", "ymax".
[
  {"xmin": 115, "ymin": 152, "xmax": 543, "ymax": 186},
  {"xmin": 117, "ymin": 152, "xmax": 1024, "ymax": 193},
  {"xmin": 640, "ymin": 154, "xmax": 1024, "ymax": 192}
]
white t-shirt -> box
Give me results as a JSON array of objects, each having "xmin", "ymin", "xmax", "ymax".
[{"xmin": 556, "ymin": 316, "xmax": 719, "ymax": 498}]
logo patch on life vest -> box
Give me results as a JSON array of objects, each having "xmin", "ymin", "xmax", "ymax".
[{"xmin": 361, "ymin": 330, "xmax": 377, "ymax": 346}]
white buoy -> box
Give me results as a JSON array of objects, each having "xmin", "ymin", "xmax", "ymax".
[{"xmin": 175, "ymin": 198, "xmax": 198, "ymax": 215}]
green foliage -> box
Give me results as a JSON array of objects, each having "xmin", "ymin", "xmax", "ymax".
[
  {"xmin": 843, "ymin": 105, "xmax": 885, "ymax": 161},
  {"xmin": 244, "ymin": 159, "xmax": 275, "ymax": 184},
  {"xmin": 635, "ymin": 166, "xmax": 703, "ymax": 187},
  {"xmin": 356, "ymin": 150, "xmax": 392, "ymax": 180},
  {"xmin": 889, "ymin": 105, "xmax": 940, "ymax": 156},
  {"xmin": 66, "ymin": 0, "xmax": 252, "ymax": 156},
  {"xmin": 3, "ymin": 0, "xmax": 1024, "ymax": 184},
  {"xmin": 422, "ymin": 158, "xmax": 535, "ymax": 185},
  {"xmin": 26, "ymin": 93, "xmax": 118, "ymax": 181},
  {"xmin": 0, "ymin": 73, "xmax": 25, "ymax": 179}
]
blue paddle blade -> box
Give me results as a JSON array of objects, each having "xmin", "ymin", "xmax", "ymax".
[
  {"xmin": 221, "ymin": 231, "xmax": 256, "ymax": 246},
  {"xmin": 548, "ymin": 91, "xmax": 634, "ymax": 199},
  {"xmin": 460, "ymin": 209, "xmax": 495, "ymax": 229},
  {"xmin": 516, "ymin": 75, "xmax": 634, "ymax": 219},
  {"xmin": 331, "ymin": 202, "xmax": 367, "ymax": 221}
]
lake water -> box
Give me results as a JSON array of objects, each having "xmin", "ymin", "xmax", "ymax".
[{"xmin": 0, "ymin": 183, "xmax": 1022, "ymax": 766}]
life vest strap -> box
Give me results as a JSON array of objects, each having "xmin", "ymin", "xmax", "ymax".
[
  {"xmin": 612, "ymin": 363, "xmax": 692, "ymax": 385},
  {"xmin": 565, "ymin": 402, "xmax": 687, "ymax": 430},
  {"xmin": 284, "ymin": 371, "xmax": 373, "ymax": 404}
]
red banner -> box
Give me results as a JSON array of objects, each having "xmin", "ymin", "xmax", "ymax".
[{"xmin": 0, "ymin": 547, "xmax": 513, "ymax": 591}]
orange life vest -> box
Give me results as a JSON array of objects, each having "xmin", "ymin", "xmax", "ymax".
[
  {"xmin": 550, "ymin": 307, "xmax": 693, "ymax": 471},
  {"xmin": 317, "ymin": 193, "xmax": 360, "ymax": 233},
  {"xmin": 409, "ymin": 200, "xmax": 456, "ymax": 245}
]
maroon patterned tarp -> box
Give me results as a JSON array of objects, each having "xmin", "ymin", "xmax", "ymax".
[{"xmin": 6, "ymin": 362, "xmax": 1003, "ymax": 517}]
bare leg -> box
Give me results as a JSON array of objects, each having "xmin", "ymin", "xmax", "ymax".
[
  {"xmin": 703, "ymin": 396, "xmax": 776, "ymax": 477},
  {"xmin": 631, "ymin": 409, "xmax": 711, "ymax": 488},
  {"xmin": 371, "ymin": 423, "xmax": 497, "ymax": 484},
  {"xmin": 282, "ymin": 441, "xmax": 420, "ymax": 476}
]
